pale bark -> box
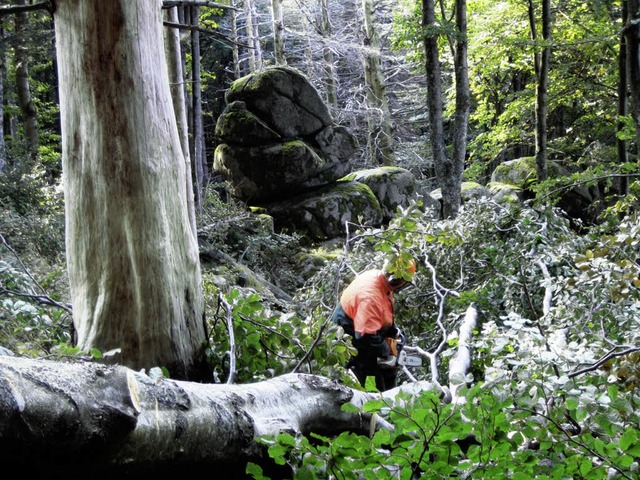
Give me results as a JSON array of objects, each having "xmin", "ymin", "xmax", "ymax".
[
  {"xmin": 271, "ymin": 0, "xmax": 286, "ymax": 65},
  {"xmin": 244, "ymin": 0, "xmax": 262, "ymax": 71},
  {"xmin": 320, "ymin": 0, "xmax": 337, "ymax": 107},
  {"xmin": 448, "ymin": 304, "xmax": 477, "ymax": 404},
  {"xmin": 230, "ymin": 0, "xmax": 242, "ymax": 78},
  {"xmin": 362, "ymin": 0, "xmax": 394, "ymax": 165},
  {"xmin": 164, "ymin": 6, "xmax": 197, "ymax": 236},
  {"xmin": 190, "ymin": 5, "xmax": 206, "ymax": 211},
  {"xmin": 54, "ymin": 0, "xmax": 207, "ymax": 380},
  {"xmin": 0, "ymin": 355, "xmax": 435, "ymax": 474}
]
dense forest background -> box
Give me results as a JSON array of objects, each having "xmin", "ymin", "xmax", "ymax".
[{"xmin": 1, "ymin": 0, "xmax": 640, "ymax": 478}]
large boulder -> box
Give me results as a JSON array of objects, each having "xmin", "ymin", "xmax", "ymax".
[
  {"xmin": 341, "ymin": 166, "xmax": 437, "ymax": 221},
  {"xmin": 489, "ymin": 156, "xmax": 600, "ymax": 223},
  {"xmin": 214, "ymin": 140, "xmax": 352, "ymax": 202},
  {"xmin": 263, "ymin": 182, "xmax": 384, "ymax": 241},
  {"xmin": 214, "ymin": 67, "xmax": 357, "ymax": 204},
  {"xmin": 430, "ymin": 181, "xmax": 491, "ymax": 203},
  {"xmin": 214, "ymin": 101, "xmax": 281, "ymax": 147},
  {"xmin": 224, "ymin": 65, "xmax": 332, "ymax": 138}
]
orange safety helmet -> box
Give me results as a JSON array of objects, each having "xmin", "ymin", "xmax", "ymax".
[{"xmin": 384, "ymin": 256, "xmax": 417, "ymax": 282}]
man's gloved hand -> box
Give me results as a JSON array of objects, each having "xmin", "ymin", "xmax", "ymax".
[
  {"xmin": 385, "ymin": 337, "xmax": 398, "ymax": 356},
  {"xmin": 377, "ymin": 355, "xmax": 397, "ymax": 369}
]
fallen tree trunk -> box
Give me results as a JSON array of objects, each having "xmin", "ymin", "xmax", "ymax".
[{"xmin": 0, "ymin": 354, "xmax": 432, "ymax": 477}]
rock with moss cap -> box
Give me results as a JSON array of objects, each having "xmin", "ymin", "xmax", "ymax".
[
  {"xmin": 224, "ymin": 65, "xmax": 332, "ymax": 138},
  {"xmin": 341, "ymin": 166, "xmax": 438, "ymax": 221},
  {"xmin": 263, "ymin": 182, "xmax": 383, "ymax": 241},
  {"xmin": 214, "ymin": 66, "xmax": 356, "ymax": 204}
]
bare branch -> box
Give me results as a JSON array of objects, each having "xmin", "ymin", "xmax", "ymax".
[
  {"xmin": 162, "ymin": 0, "xmax": 237, "ymax": 10},
  {"xmin": 568, "ymin": 346, "xmax": 640, "ymax": 379},
  {"xmin": 218, "ymin": 294, "xmax": 237, "ymax": 384},
  {"xmin": 448, "ymin": 304, "xmax": 478, "ymax": 403},
  {"xmin": 0, "ymin": 1, "xmax": 52, "ymax": 16}
]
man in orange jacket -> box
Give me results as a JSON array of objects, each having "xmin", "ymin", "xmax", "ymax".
[{"xmin": 332, "ymin": 257, "xmax": 416, "ymax": 391}]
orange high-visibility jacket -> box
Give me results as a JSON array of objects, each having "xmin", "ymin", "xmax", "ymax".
[{"xmin": 339, "ymin": 269, "xmax": 394, "ymax": 335}]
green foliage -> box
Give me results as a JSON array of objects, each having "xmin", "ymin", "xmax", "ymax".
[
  {"xmin": 0, "ymin": 259, "xmax": 71, "ymax": 356},
  {"xmin": 245, "ymin": 196, "xmax": 640, "ymax": 478},
  {"xmin": 203, "ymin": 285, "xmax": 355, "ymax": 384}
]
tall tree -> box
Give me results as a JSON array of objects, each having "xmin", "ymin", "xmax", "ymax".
[
  {"xmin": 229, "ymin": 0, "xmax": 242, "ymax": 78},
  {"xmin": 0, "ymin": 29, "xmax": 5, "ymax": 171},
  {"xmin": 54, "ymin": 0, "xmax": 208, "ymax": 380},
  {"xmin": 164, "ymin": 6, "xmax": 197, "ymax": 234},
  {"xmin": 319, "ymin": 0, "xmax": 337, "ymax": 107},
  {"xmin": 422, "ymin": 0, "xmax": 468, "ymax": 218},
  {"xmin": 13, "ymin": 0, "xmax": 38, "ymax": 154},
  {"xmin": 271, "ymin": 0, "xmax": 286, "ymax": 64},
  {"xmin": 244, "ymin": 0, "xmax": 262, "ymax": 71},
  {"xmin": 190, "ymin": 5, "xmax": 206, "ymax": 211},
  {"xmin": 362, "ymin": 0, "xmax": 394, "ymax": 165},
  {"xmin": 625, "ymin": 0, "xmax": 640, "ymax": 139},
  {"xmin": 451, "ymin": 0, "xmax": 470, "ymax": 196},
  {"xmin": 528, "ymin": 0, "xmax": 551, "ymax": 182},
  {"xmin": 618, "ymin": 0, "xmax": 630, "ymax": 195}
]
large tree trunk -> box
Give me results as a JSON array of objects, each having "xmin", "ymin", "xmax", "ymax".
[
  {"xmin": 0, "ymin": 355, "xmax": 430, "ymax": 476},
  {"xmin": 54, "ymin": 0, "xmax": 208, "ymax": 380}
]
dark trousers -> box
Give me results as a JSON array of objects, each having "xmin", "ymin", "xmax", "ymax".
[
  {"xmin": 332, "ymin": 304, "xmax": 397, "ymax": 391},
  {"xmin": 347, "ymin": 347, "xmax": 397, "ymax": 392}
]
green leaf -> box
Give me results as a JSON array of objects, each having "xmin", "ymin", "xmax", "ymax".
[{"xmin": 619, "ymin": 428, "xmax": 638, "ymax": 452}]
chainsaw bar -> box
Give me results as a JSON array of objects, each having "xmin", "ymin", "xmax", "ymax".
[{"xmin": 397, "ymin": 350, "xmax": 422, "ymax": 367}]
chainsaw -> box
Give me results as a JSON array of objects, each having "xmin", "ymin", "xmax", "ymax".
[{"xmin": 377, "ymin": 332, "xmax": 423, "ymax": 369}]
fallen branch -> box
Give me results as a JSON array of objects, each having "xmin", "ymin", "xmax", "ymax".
[
  {"xmin": 0, "ymin": 354, "xmax": 436, "ymax": 474},
  {"xmin": 448, "ymin": 304, "xmax": 478, "ymax": 404}
]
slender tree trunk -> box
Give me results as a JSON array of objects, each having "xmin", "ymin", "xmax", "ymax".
[
  {"xmin": 13, "ymin": 0, "xmax": 38, "ymax": 154},
  {"xmin": 362, "ymin": 0, "xmax": 394, "ymax": 165},
  {"xmin": 271, "ymin": 0, "xmax": 286, "ymax": 65},
  {"xmin": 54, "ymin": 0, "xmax": 208, "ymax": 380},
  {"xmin": 190, "ymin": 5, "xmax": 205, "ymax": 212},
  {"xmin": 320, "ymin": 0, "xmax": 337, "ymax": 107},
  {"xmin": 0, "ymin": 34, "xmax": 5, "ymax": 172},
  {"xmin": 451, "ymin": 0, "xmax": 469, "ymax": 199},
  {"xmin": 625, "ymin": 0, "xmax": 640, "ymax": 139},
  {"xmin": 618, "ymin": 0, "xmax": 630, "ymax": 195},
  {"xmin": 230, "ymin": 0, "xmax": 242, "ymax": 78},
  {"xmin": 244, "ymin": 0, "xmax": 262, "ymax": 71},
  {"xmin": 529, "ymin": 0, "xmax": 550, "ymax": 182},
  {"xmin": 164, "ymin": 7, "xmax": 197, "ymax": 236},
  {"xmin": 423, "ymin": 0, "xmax": 459, "ymax": 218},
  {"xmin": 302, "ymin": 18, "xmax": 314, "ymax": 80}
]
